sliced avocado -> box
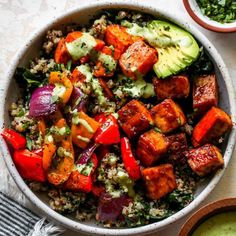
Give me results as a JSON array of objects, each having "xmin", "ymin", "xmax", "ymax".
[
  {"xmin": 122, "ymin": 20, "xmax": 200, "ymax": 79},
  {"xmin": 149, "ymin": 21, "xmax": 199, "ymax": 78}
]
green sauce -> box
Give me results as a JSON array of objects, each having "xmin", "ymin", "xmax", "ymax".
[
  {"xmin": 193, "ymin": 211, "xmax": 236, "ymax": 236},
  {"xmin": 66, "ymin": 33, "xmax": 96, "ymax": 60}
]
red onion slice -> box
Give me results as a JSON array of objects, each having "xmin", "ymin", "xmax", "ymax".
[{"xmin": 29, "ymin": 85, "xmax": 57, "ymax": 117}]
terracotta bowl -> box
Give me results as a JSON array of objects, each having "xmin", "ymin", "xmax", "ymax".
[
  {"xmin": 183, "ymin": 0, "xmax": 236, "ymax": 32},
  {"xmin": 179, "ymin": 198, "xmax": 236, "ymax": 236},
  {"xmin": 0, "ymin": 1, "xmax": 236, "ymax": 235}
]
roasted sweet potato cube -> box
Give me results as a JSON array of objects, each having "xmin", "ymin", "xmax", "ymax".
[
  {"xmin": 150, "ymin": 99, "xmax": 186, "ymax": 133},
  {"xmin": 193, "ymin": 74, "xmax": 218, "ymax": 115},
  {"xmin": 153, "ymin": 75, "xmax": 190, "ymax": 100},
  {"xmin": 192, "ymin": 107, "xmax": 232, "ymax": 147},
  {"xmin": 118, "ymin": 100, "xmax": 153, "ymax": 139},
  {"xmin": 105, "ymin": 24, "xmax": 141, "ymax": 56},
  {"xmin": 142, "ymin": 164, "xmax": 177, "ymax": 200},
  {"xmin": 167, "ymin": 133, "xmax": 188, "ymax": 164},
  {"xmin": 186, "ymin": 144, "xmax": 224, "ymax": 177},
  {"xmin": 119, "ymin": 40, "xmax": 158, "ymax": 79},
  {"xmin": 136, "ymin": 129, "xmax": 170, "ymax": 166}
]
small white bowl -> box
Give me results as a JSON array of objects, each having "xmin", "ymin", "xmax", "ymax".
[
  {"xmin": 0, "ymin": 1, "xmax": 236, "ymax": 235},
  {"xmin": 183, "ymin": 0, "xmax": 236, "ymax": 32}
]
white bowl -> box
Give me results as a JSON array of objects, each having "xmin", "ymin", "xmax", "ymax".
[
  {"xmin": 183, "ymin": 0, "xmax": 236, "ymax": 32},
  {"xmin": 1, "ymin": 1, "xmax": 236, "ymax": 235}
]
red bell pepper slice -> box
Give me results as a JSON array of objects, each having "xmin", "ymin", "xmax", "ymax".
[
  {"xmin": 13, "ymin": 149, "xmax": 46, "ymax": 182},
  {"xmin": 98, "ymin": 78, "xmax": 114, "ymax": 100},
  {"xmin": 32, "ymin": 148, "xmax": 43, "ymax": 157},
  {"xmin": 94, "ymin": 114, "xmax": 120, "ymax": 145},
  {"xmin": 1, "ymin": 128, "xmax": 26, "ymax": 150},
  {"xmin": 121, "ymin": 137, "xmax": 141, "ymax": 180}
]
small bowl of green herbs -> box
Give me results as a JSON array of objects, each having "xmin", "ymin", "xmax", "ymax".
[{"xmin": 183, "ymin": 0, "xmax": 236, "ymax": 32}]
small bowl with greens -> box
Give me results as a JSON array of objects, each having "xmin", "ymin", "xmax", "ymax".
[{"xmin": 183, "ymin": 0, "xmax": 236, "ymax": 32}]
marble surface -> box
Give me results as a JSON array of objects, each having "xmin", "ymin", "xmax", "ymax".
[{"xmin": 0, "ymin": 0, "xmax": 235, "ymax": 235}]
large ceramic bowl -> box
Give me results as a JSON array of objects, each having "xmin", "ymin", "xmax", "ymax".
[{"xmin": 1, "ymin": 1, "xmax": 236, "ymax": 235}]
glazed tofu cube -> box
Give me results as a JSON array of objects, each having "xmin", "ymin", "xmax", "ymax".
[
  {"xmin": 136, "ymin": 129, "xmax": 170, "ymax": 166},
  {"xmin": 142, "ymin": 164, "xmax": 177, "ymax": 200},
  {"xmin": 118, "ymin": 100, "xmax": 153, "ymax": 139},
  {"xmin": 153, "ymin": 75, "xmax": 190, "ymax": 100},
  {"xmin": 193, "ymin": 74, "xmax": 218, "ymax": 115},
  {"xmin": 192, "ymin": 107, "xmax": 232, "ymax": 147},
  {"xmin": 119, "ymin": 40, "xmax": 158, "ymax": 79},
  {"xmin": 105, "ymin": 24, "xmax": 141, "ymax": 56},
  {"xmin": 167, "ymin": 133, "xmax": 188, "ymax": 164},
  {"xmin": 150, "ymin": 99, "xmax": 186, "ymax": 133},
  {"xmin": 186, "ymin": 144, "xmax": 224, "ymax": 177}
]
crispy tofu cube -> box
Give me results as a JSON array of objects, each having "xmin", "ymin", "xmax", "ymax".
[
  {"xmin": 142, "ymin": 164, "xmax": 177, "ymax": 200},
  {"xmin": 150, "ymin": 99, "xmax": 186, "ymax": 134},
  {"xmin": 186, "ymin": 144, "xmax": 224, "ymax": 176},
  {"xmin": 105, "ymin": 24, "xmax": 141, "ymax": 56},
  {"xmin": 192, "ymin": 107, "xmax": 232, "ymax": 147},
  {"xmin": 119, "ymin": 40, "xmax": 158, "ymax": 79},
  {"xmin": 153, "ymin": 75, "xmax": 190, "ymax": 100},
  {"xmin": 136, "ymin": 129, "xmax": 170, "ymax": 166},
  {"xmin": 167, "ymin": 133, "xmax": 188, "ymax": 164},
  {"xmin": 118, "ymin": 100, "xmax": 153, "ymax": 139},
  {"xmin": 193, "ymin": 75, "xmax": 218, "ymax": 115}
]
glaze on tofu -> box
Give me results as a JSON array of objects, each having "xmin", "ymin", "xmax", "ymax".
[
  {"xmin": 186, "ymin": 144, "xmax": 224, "ymax": 177},
  {"xmin": 193, "ymin": 75, "xmax": 218, "ymax": 115},
  {"xmin": 118, "ymin": 100, "xmax": 153, "ymax": 139},
  {"xmin": 136, "ymin": 129, "xmax": 170, "ymax": 166},
  {"xmin": 192, "ymin": 106, "xmax": 232, "ymax": 147},
  {"xmin": 150, "ymin": 99, "xmax": 186, "ymax": 134},
  {"xmin": 153, "ymin": 75, "xmax": 190, "ymax": 100},
  {"xmin": 167, "ymin": 133, "xmax": 188, "ymax": 165},
  {"xmin": 142, "ymin": 164, "xmax": 177, "ymax": 200}
]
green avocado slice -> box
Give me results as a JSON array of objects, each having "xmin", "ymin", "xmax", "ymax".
[{"xmin": 122, "ymin": 20, "xmax": 200, "ymax": 79}]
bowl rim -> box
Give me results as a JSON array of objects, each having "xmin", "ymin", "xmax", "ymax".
[
  {"xmin": 183, "ymin": 0, "xmax": 236, "ymax": 33},
  {"xmin": 1, "ymin": 1, "xmax": 236, "ymax": 235},
  {"xmin": 178, "ymin": 198, "xmax": 236, "ymax": 236}
]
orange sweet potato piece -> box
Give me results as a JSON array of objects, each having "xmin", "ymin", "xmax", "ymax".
[
  {"xmin": 54, "ymin": 38, "xmax": 70, "ymax": 64},
  {"xmin": 150, "ymin": 99, "xmax": 186, "ymax": 134},
  {"xmin": 192, "ymin": 107, "xmax": 232, "ymax": 147},
  {"xmin": 38, "ymin": 119, "xmax": 46, "ymax": 138},
  {"xmin": 105, "ymin": 24, "xmax": 141, "ymax": 56},
  {"xmin": 142, "ymin": 164, "xmax": 177, "ymax": 200},
  {"xmin": 119, "ymin": 40, "xmax": 158, "ymax": 79},
  {"xmin": 193, "ymin": 74, "xmax": 218, "ymax": 116},
  {"xmin": 98, "ymin": 78, "xmax": 114, "ymax": 100},
  {"xmin": 71, "ymin": 111, "xmax": 100, "ymax": 149},
  {"xmin": 136, "ymin": 129, "xmax": 170, "ymax": 166},
  {"xmin": 118, "ymin": 100, "xmax": 153, "ymax": 139},
  {"xmin": 186, "ymin": 144, "xmax": 224, "ymax": 177},
  {"xmin": 49, "ymin": 72, "xmax": 73, "ymax": 105},
  {"xmin": 93, "ymin": 46, "xmax": 117, "ymax": 78},
  {"xmin": 153, "ymin": 75, "xmax": 190, "ymax": 100},
  {"xmin": 65, "ymin": 31, "xmax": 83, "ymax": 43},
  {"xmin": 70, "ymin": 67, "xmax": 87, "ymax": 85}
]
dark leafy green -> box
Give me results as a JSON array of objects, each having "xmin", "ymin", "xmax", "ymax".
[{"xmin": 196, "ymin": 0, "xmax": 236, "ymax": 23}]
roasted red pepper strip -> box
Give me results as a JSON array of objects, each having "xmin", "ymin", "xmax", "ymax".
[
  {"xmin": 1, "ymin": 128, "xmax": 26, "ymax": 150},
  {"xmin": 13, "ymin": 149, "xmax": 46, "ymax": 182},
  {"xmin": 63, "ymin": 153, "xmax": 98, "ymax": 192},
  {"xmin": 94, "ymin": 114, "xmax": 120, "ymax": 145},
  {"xmin": 121, "ymin": 137, "xmax": 141, "ymax": 180}
]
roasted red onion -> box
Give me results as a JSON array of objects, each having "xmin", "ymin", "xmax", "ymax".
[
  {"xmin": 70, "ymin": 86, "xmax": 87, "ymax": 112},
  {"xmin": 29, "ymin": 85, "xmax": 57, "ymax": 117},
  {"xmin": 77, "ymin": 143, "xmax": 99, "ymax": 165},
  {"xmin": 97, "ymin": 193, "xmax": 132, "ymax": 222}
]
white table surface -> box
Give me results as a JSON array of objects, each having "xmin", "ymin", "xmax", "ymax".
[{"xmin": 0, "ymin": 0, "xmax": 235, "ymax": 235}]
